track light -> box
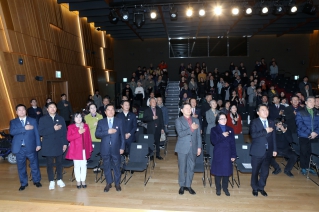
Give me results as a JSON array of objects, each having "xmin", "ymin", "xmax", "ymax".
[
  {"xmin": 199, "ymin": 8, "xmax": 205, "ymax": 17},
  {"xmin": 245, "ymin": 7, "xmax": 253, "ymax": 15},
  {"xmin": 150, "ymin": 9, "xmax": 157, "ymax": 20},
  {"xmin": 109, "ymin": 9, "xmax": 119, "ymax": 24},
  {"xmin": 231, "ymin": 7, "xmax": 240, "ymax": 16},
  {"xmin": 169, "ymin": 5, "xmax": 178, "ymax": 20},
  {"xmin": 133, "ymin": 8, "xmax": 145, "ymax": 28},
  {"xmin": 214, "ymin": 6, "xmax": 222, "ymax": 16},
  {"xmin": 273, "ymin": 3, "xmax": 285, "ymax": 15},
  {"xmin": 121, "ymin": 8, "xmax": 129, "ymax": 21},
  {"xmin": 186, "ymin": 6, "xmax": 193, "ymax": 17},
  {"xmin": 261, "ymin": 6, "xmax": 269, "ymax": 15},
  {"xmin": 289, "ymin": 5, "xmax": 298, "ymax": 13}
]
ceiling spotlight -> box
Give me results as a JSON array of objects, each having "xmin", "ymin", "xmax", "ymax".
[
  {"xmin": 199, "ymin": 8, "xmax": 206, "ymax": 17},
  {"xmin": 186, "ymin": 7, "xmax": 193, "ymax": 17},
  {"xmin": 273, "ymin": 3, "xmax": 285, "ymax": 15},
  {"xmin": 261, "ymin": 6, "xmax": 269, "ymax": 15},
  {"xmin": 109, "ymin": 9, "xmax": 119, "ymax": 24},
  {"xmin": 245, "ymin": 7, "xmax": 253, "ymax": 15},
  {"xmin": 169, "ymin": 5, "xmax": 178, "ymax": 20},
  {"xmin": 133, "ymin": 9, "xmax": 145, "ymax": 28},
  {"xmin": 289, "ymin": 5, "xmax": 298, "ymax": 13},
  {"xmin": 150, "ymin": 9, "xmax": 157, "ymax": 20},
  {"xmin": 214, "ymin": 6, "xmax": 222, "ymax": 16},
  {"xmin": 232, "ymin": 7, "xmax": 240, "ymax": 16},
  {"xmin": 121, "ymin": 8, "xmax": 129, "ymax": 21},
  {"xmin": 303, "ymin": 2, "xmax": 317, "ymax": 15}
]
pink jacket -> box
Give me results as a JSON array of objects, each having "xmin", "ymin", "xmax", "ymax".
[{"xmin": 66, "ymin": 123, "xmax": 93, "ymax": 160}]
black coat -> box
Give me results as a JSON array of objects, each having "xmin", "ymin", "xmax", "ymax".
[
  {"xmin": 143, "ymin": 106, "xmax": 164, "ymax": 134},
  {"xmin": 27, "ymin": 107, "xmax": 43, "ymax": 124},
  {"xmin": 38, "ymin": 114, "xmax": 68, "ymax": 156},
  {"xmin": 57, "ymin": 100, "xmax": 73, "ymax": 121}
]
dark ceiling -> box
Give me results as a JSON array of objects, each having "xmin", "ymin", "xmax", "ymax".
[{"xmin": 57, "ymin": 0, "xmax": 319, "ymax": 40}]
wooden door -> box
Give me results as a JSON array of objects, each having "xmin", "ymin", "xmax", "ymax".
[{"xmin": 47, "ymin": 81, "xmax": 68, "ymax": 103}]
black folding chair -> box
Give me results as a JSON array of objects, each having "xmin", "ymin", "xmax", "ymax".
[
  {"xmin": 86, "ymin": 142, "xmax": 103, "ymax": 183},
  {"xmin": 122, "ymin": 143, "xmax": 151, "ymax": 186},
  {"xmin": 62, "ymin": 147, "xmax": 74, "ymax": 181},
  {"xmin": 137, "ymin": 134, "xmax": 156, "ymax": 169},
  {"xmin": 234, "ymin": 143, "xmax": 252, "ymax": 188},
  {"xmin": 99, "ymin": 154, "xmax": 127, "ymax": 184},
  {"xmin": 307, "ymin": 141, "xmax": 319, "ymax": 186},
  {"xmin": 235, "ymin": 133, "xmax": 246, "ymax": 144},
  {"xmin": 193, "ymin": 151, "xmax": 206, "ymax": 187}
]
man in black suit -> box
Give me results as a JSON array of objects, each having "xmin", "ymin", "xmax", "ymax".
[
  {"xmin": 57, "ymin": 94, "xmax": 73, "ymax": 126},
  {"xmin": 143, "ymin": 98, "xmax": 165, "ymax": 160},
  {"xmin": 96, "ymin": 104, "xmax": 125, "ymax": 192},
  {"xmin": 250, "ymin": 104, "xmax": 277, "ymax": 197},
  {"xmin": 39, "ymin": 102, "xmax": 68, "ymax": 190},
  {"xmin": 201, "ymin": 94, "xmax": 212, "ymax": 134},
  {"xmin": 284, "ymin": 95, "xmax": 302, "ymax": 134},
  {"xmin": 99, "ymin": 96, "xmax": 110, "ymax": 118},
  {"xmin": 27, "ymin": 99, "xmax": 43, "ymax": 124},
  {"xmin": 268, "ymin": 96, "xmax": 285, "ymax": 121},
  {"xmin": 190, "ymin": 98, "xmax": 202, "ymax": 133}
]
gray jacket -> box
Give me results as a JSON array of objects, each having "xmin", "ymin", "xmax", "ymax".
[
  {"xmin": 247, "ymin": 86, "xmax": 256, "ymax": 104},
  {"xmin": 206, "ymin": 109, "xmax": 220, "ymax": 134},
  {"xmin": 175, "ymin": 116, "xmax": 202, "ymax": 155}
]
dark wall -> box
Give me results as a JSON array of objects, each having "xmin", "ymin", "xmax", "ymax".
[{"xmin": 113, "ymin": 34, "xmax": 310, "ymax": 82}]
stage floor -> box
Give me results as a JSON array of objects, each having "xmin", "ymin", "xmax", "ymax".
[{"xmin": 1, "ymin": 137, "xmax": 319, "ymax": 212}]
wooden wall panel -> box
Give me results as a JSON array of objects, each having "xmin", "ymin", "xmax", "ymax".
[{"xmin": 307, "ymin": 30, "xmax": 319, "ymax": 85}]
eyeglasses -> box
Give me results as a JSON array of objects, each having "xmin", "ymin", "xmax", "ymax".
[{"xmin": 219, "ymin": 118, "xmax": 227, "ymax": 120}]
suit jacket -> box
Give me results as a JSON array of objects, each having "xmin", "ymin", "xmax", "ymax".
[
  {"xmin": 206, "ymin": 109, "xmax": 220, "ymax": 134},
  {"xmin": 38, "ymin": 114, "xmax": 68, "ymax": 156},
  {"xmin": 143, "ymin": 106, "xmax": 164, "ymax": 133},
  {"xmin": 99, "ymin": 105, "xmax": 107, "ymax": 118},
  {"xmin": 10, "ymin": 117, "xmax": 41, "ymax": 154},
  {"xmin": 200, "ymin": 101, "xmax": 210, "ymax": 128},
  {"xmin": 116, "ymin": 111, "xmax": 137, "ymax": 144},
  {"xmin": 191, "ymin": 107, "xmax": 202, "ymax": 130},
  {"xmin": 249, "ymin": 118, "xmax": 277, "ymax": 157},
  {"xmin": 57, "ymin": 100, "xmax": 73, "ymax": 121},
  {"xmin": 268, "ymin": 104, "xmax": 285, "ymax": 121},
  {"xmin": 284, "ymin": 105, "xmax": 301, "ymax": 133},
  {"xmin": 301, "ymin": 88, "xmax": 313, "ymax": 99},
  {"xmin": 27, "ymin": 107, "xmax": 43, "ymax": 124},
  {"xmin": 175, "ymin": 116, "xmax": 201, "ymax": 155},
  {"xmin": 95, "ymin": 117, "xmax": 125, "ymax": 156}
]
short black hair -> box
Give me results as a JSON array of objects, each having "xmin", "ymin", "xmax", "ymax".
[
  {"xmin": 181, "ymin": 103, "xmax": 191, "ymax": 109},
  {"xmin": 274, "ymin": 118, "xmax": 282, "ymax": 125},
  {"xmin": 120, "ymin": 100, "xmax": 130, "ymax": 106},
  {"xmin": 16, "ymin": 104, "xmax": 26, "ymax": 111},
  {"xmin": 105, "ymin": 104, "xmax": 114, "ymax": 111},
  {"xmin": 30, "ymin": 99, "xmax": 36, "ymax": 103},
  {"xmin": 72, "ymin": 112, "xmax": 86, "ymax": 124},
  {"xmin": 272, "ymin": 95, "xmax": 279, "ymax": 100},
  {"xmin": 103, "ymin": 96, "xmax": 110, "ymax": 101},
  {"xmin": 88, "ymin": 103, "xmax": 97, "ymax": 109},
  {"xmin": 256, "ymin": 104, "xmax": 268, "ymax": 112},
  {"xmin": 61, "ymin": 93, "xmax": 66, "ymax": 97},
  {"xmin": 291, "ymin": 95, "xmax": 299, "ymax": 100},
  {"xmin": 47, "ymin": 102, "xmax": 57, "ymax": 108}
]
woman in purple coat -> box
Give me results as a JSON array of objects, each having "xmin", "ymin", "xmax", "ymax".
[{"xmin": 210, "ymin": 112, "xmax": 237, "ymax": 196}]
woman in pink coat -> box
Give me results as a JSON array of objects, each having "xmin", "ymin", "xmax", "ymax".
[{"xmin": 66, "ymin": 112, "xmax": 93, "ymax": 189}]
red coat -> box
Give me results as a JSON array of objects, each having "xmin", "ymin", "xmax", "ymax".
[
  {"xmin": 226, "ymin": 113, "xmax": 242, "ymax": 134},
  {"xmin": 66, "ymin": 123, "xmax": 93, "ymax": 160}
]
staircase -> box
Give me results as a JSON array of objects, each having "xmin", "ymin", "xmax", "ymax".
[{"xmin": 165, "ymin": 81, "xmax": 180, "ymax": 137}]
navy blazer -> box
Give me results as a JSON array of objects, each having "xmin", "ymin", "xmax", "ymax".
[
  {"xmin": 116, "ymin": 111, "xmax": 137, "ymax": 143},
  {"xmin": 27, "ymin": 107, "xmax": 43, "ymax": 124},
  {"xmin": 95, "ymin": 117, "xmax": 125, "ymax": 156},
  {"xmin": 10, "ymin": 117, "xmax": 41, "ymax": 154},
  {"xmin": 38, "ymin": 114, "xmax": 68, "ymax": 156},
  {"xmin": 250, "ymin": 118, "xmax": 277, "ymax": 157},
  {"xmin": 268, "ymin": 104, "xmax": 285, "ymax": 121}
]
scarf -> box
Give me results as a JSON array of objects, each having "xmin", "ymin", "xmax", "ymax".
[{"xmin": 230, "ymin": 112, "xmax": 238, "ymax": 125}]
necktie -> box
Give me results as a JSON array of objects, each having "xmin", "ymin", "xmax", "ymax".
[
  {"xmin": 192, "ymin": 108, "xmax": 195, "ymax": 115},
  {"xmin": 109, "ymin": 119, "xmax": 113, "ymax": 128},
  {"xmin": 21, "ymin": 120, "xmax": 25, "ymax": 146},
  {"xmin": 263, "ymin": 120, "xmax": 267, "ymax": 129},
  {"xmin": 152, "ymin": 108, "xmax": 156, "ymax": 116},
  {"xmin": 276, "ymin": 105, "xmax": 279, "ymax": 109}
]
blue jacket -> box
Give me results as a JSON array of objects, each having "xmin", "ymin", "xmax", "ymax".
[
  {"xmin": 295, "ymin": 107, "xmax": 319, "ymax": 138},
  {"xmin": 159, "ymin": 105, "xmax": 169, "ymax": 126},
  {"xmin": 10, "ymin": 117, "xmax": 41, "ymax": 154}
]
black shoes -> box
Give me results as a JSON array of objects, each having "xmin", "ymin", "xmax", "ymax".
[
  {"xmin": 216, "ymin": 190, "xmax": 221, "ymax": 196},
  {"xmin": 82, "ymin": 185, "xmax": 87, "ymax": 188},
  {"xmin": 115, "ymin": 184, "xmax": 121, "ymax": 192},
  {"xmin": 258, "ymin": 189, "xmax": 268, "ymax": 197},
  {"xmin": 179, "ymin": 187, "xmax": 184, "ymax": 195},
  {"xmin": 156, "ymin": 156, "xmax": 163, "ymax": 160},
  {"xmin": 104, "ymin": 184, "xmax": 112, "ymax": 192},
  {"xmin": 34, "ymin": 182, "xmax": 42, "ymax": 188},
  {"xmin": 252, "ymin": 190, "xmax": 258, "ymax": 197},
  {"xmin": 224, "ymin": 189, "xmax": 230, "ymax": 196},
  {"xmin": 272, "ymin": 168, "xmax": 282, "ymax": 175},
  {"xmin": 19, "ymin": 184, "xmax": 28, "ymax": 191},
  {"xmin": 186, "ymin": 187, "xmax": 196, "ymax": 195},
  {"xmin": 284, "ymin": 170, "xmax": 294, "ymax": 178}
]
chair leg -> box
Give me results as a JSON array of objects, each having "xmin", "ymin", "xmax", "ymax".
[
  {"xmin": 69, "ymin": 169, "xmax": 75, "ymax": 182},
  {"xmin": 125, "ymin": 171, "xmax": 133, "ymax": 185}
]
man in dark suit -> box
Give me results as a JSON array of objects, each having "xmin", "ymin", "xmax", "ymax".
[
  {"xmin": 175, "ymin": 103, "xmax": 202, "ymax": 195},
  {"xmin": 96, "ymin": 104, "xmax": 125, "ymax": 192},
  {"xmin": 116, "ymin": 100, "xmax": 137, "ymax": 154},
  {"xmin": 27, "ymin": 99, "xmax": 43, "ymax": 124},
  {"xmin": 268, "ymin": 96, "xmax": 285, "ymax": 121},
  {"xmin": 143, "ymin": 98, "xmax": 165, "ymax": 160},
  {"xmin": 10, "ymin": 104, "xmax": 42, "ymax": 191},
  {"xmin": 99, "ymin": 96, "xmax": 110, "ymax": 118},
  {"xmin": 284, "ymin": 95, "xmax": 302, "ymax": 134},
  {"xmin": 57, "ymin": 94, "xmax": 73, "ymax": 126},
  {"xmin": 221, "ymin": 81, "xmax": 232, "ymax": 102},
  {"xmin": 190, "ymin": 98, "xmax": 202, "ymax": 132},
  {"xmin": 39, "ymin": 102, "xmax": 68, "ymax": 190},
  {"xmin": 201, "ymin": 94, "xmax": 212, "ymax": 134},
  {"xmin": 250, "ymin": 104, "xmax": 277, "ymax": 197}
]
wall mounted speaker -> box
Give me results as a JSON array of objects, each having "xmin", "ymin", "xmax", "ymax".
[
  {"xmin": 18, "ymin": 58, "xmax": 23, "ymax": 65},
  {"xmin": 16, "ymin": 75, "xmax": 25, "ymax": 82},
  {"xmin": 35, "ymin": 76, "xmax": 43, "ymax": 81}
]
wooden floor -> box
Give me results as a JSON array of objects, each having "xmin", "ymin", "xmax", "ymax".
[{"xmin": 1, "ymin": 137, "xmax": 319, "ymax": 212}]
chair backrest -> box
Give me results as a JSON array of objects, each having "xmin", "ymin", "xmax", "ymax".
[
  {"xmin": 129, "ymin": 143, "xmax": 149, "ymax": 163},
  {"xmin": 236, "ymin": 143, "xmax": 251, "ymax": 164},
  {"xmin": 235, "ymin": 133, "xmax": 245, "ymax": 144},
  {"xmin": 90, "ymin": 142, "xmax": 101, "ymax": 159},
  {"xmin": 135, "ymin": 126, "xmax": 145, "ymax": 142},
  {"xmin": 195, "ymin": 151, "xmax": 204, "ymax": 166},
  {"xmin": 205, "ymin": 134, "xmax": 210, "ymax": 145},
  {"xmin": 138, "ymin": 134, "xmax": 155, "ymax": 151},
  {"xmin": 311, "ymin": 142, "xmax": 319, "ymax": 168},
  {"xmin": 37, "ymin": 149, "xmax": 47, "ymax": 166}
]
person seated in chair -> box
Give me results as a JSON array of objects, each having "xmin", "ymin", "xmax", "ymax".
[{"xmin": 270, "ymin": 119, "xmax": 298, "ymax": 177}]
